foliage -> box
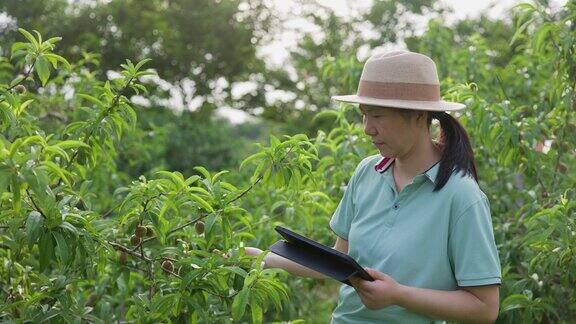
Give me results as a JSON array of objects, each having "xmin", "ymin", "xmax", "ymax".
[
  {"xmin": 407, "ymin": 2, "xmax": 576, "ymax": 322},
  {"xmin": 0, "ymin": 28, "xmax": 292, "ymax": 322},
  {"xmin": 1, "ymin": 0, "xmax": 576, "ymax": 322},
  {"xmin": 0, "ymin": 0, "xmax": 276, "ymax": 115}
]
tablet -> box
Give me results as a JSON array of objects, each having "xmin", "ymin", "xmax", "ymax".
[{"xmin": 272, "ymin": 226, "xmax": 374, "ymax": 283}]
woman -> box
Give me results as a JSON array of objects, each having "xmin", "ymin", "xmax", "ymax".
[{"xmin": 246, "ymin": 50, "xmax": 502, "ymax": 323}]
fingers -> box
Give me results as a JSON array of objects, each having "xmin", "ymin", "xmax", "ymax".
[
  {"xmin": 365, "ymin": 267, "xmax": 385, "ymax": 280},
  {"xmin": 354, "ymin": 284, "xmax": 373, "ymax": 308},
  {"xmin": 356, "ymin": 287, "xmax": 368, "ymax": 301},
  {"xmin": 349, "ymin": 277, "xmax": 358, "ymax": 288},
  {"xmin": 365, "ymin": 268, "xmax": 378, "ymax": 279},
  {"xmin": 244, "ymin": 247, "xmax": 262, "ymax": 256},
  {"xmin": 350, "ymin": 277, "xmax": 367, "ymax": 292}
]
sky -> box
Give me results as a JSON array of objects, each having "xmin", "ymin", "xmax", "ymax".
[
  {"xmin": 220, "ymin": 0, "xmax": 533, "ymax": 124},
  {"xmin": 257, "ymin": 0, "xmax": 540, "ymax": 68}
]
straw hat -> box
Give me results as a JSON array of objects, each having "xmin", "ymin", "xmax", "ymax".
[{"xmin": 331, "ymin": 50, "xmax": 466, "ymax": 111}]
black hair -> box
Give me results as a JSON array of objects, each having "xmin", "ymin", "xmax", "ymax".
[
  {"xmin": 363, "ymin": 105, "xmax": 478, "ymax": 191},
  {"xmin": 426, "ymin": 111, "xmax": 478, "ymax": 192}
]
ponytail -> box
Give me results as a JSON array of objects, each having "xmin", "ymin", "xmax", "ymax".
[{"xmin": 427, "ymin": 111, "xmax": 478, "ymax": 192}]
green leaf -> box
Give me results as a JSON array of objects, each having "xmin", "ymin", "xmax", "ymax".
[
  {"xmin": 254, "ymin": 250, "xmax": 269, "ymax": 272},
  {"xmin": 32, "ymin": 310, "xmax": 60, "ymax": 323},
  {"xmin": 189, "ymin": 186, "xmax": 211, "ymax": 196},
  {"xmin": 26, "ymin": 211, "xmax": 44, "ymax": 249},
  {"xmin": 204, "ymin": 212, "xmax": 218, "ymax": 236},
  {"xmin": 193, "ymin": 166, "xmax": 211, "ymax": 180},
  {"xmin": 232, "ymin": 287, "xmax": 250, "ymax": 321},
  {"xmin": 182, "ymin": 269, "xmax": 205, "ymax": 289},
  {"xmin": 159, "ymin": 199, "xmax": 176, "ymax": 221},
  {"xmin": 244, "ymin": 270, "xmax": 258, "ymax": 288},
  {"xmin": 223, "ymin": 266, "xmax": 248, "ymax": 278},
  {"xmin": 250, "ymin": 302, "xmax": 263, "ymax": 324},
  {"xmin": 38, "ymin": 230, "xmax": 54, "ymax": 272},
  {"xmin": 184, "ymin": 175, "xmax": 201, "ymax": 186},
  {"xmin": 258, "ymin": 278, "xmax": 286, "ymax": 311},
  {"xmin": 501, "ymin": 293, "xmax": 531, "ymax": 312},
  {"xmin": 149, "ymin": 211, "xmax": 168, "ymax": 244},
  {"xmin": 134, "ymin": 58, "xmax": 152, "ymax": 71},
  {"xmin": 35, "ymin": 56, "xmax": 51, "ymax": 86},
  {"xmin": 9, "ymin": 75, "xmax": 26, "ymax": 87},
  {"xmin": 59, "ymin": 221, "xmax": 79, "ymax": 236},
  {"xmin": 512, "ymin": 3, "xmax": 536, "ymax": 13},
  {"xmin": 11, "ymin": 42, "xmax": 29, "ymax": 56},
  {"xmin": 44, "ymin": 36, "xmax": 62, "ymax": 45},
  {"xmin": 0, "ymin": 166, "xmax": 11, "ymax": 194},
  {"xmin": 533, "ymin": 23, "xmax": 555, "ymax": 53},
  {"xmin": 152, "ymin": 294, "xmax": 176, "ymax": 316},
  {"xmin": 190, "ymin": 193, "xmax": 214, "ymax": 212},
  {"xmin": 19, "ymin": 99, "xmax": 35, "ymax": 112},
  {"xmin": 219, "ymin": 181, "xmax": 238, "ymax": 193},
  {"xmin": 32, "ymin": 30, "xmax": 43, "ymax": 44},
  {"xmin": 156, "ymin": 170, "xmax": 186, "ymax": 189},
  {"xmin": 52, "ymin": 231, "xmax": 70, "ymax": 266},
  {"xmin": 10, "ymin": 175, "xmax": 22, "ymax": 216},
  {"xmin": 18, "ymin": 28, "xmax": 39, "ymax": 48},
  {"xmin": 44, "ymin": 145, "xmax": 69, "ymax": 162},
  {"xmin": 262, "ymin": 166, "xmax": 272, "ymax": 183},
  {"xmin": 239, "ymin": 151, "xmax": 266, "ymax": 170},
  {"xmin": 270, "ymin": 135, "xmax": 280, "ymax": 148},
  {"xmin": 312, "ymin": 109, "xmax": 339, "ymax": 123},
  {"xmin": 77, "ymin": 93, "xmax": 106, "ymax": 108},
  {"xmin": 54, "ymin": 140, "xmax": 90, "ymax": 150},
  {"xmin": 212, "ymin": 170, "xmax": 229, "ymax": 182}
]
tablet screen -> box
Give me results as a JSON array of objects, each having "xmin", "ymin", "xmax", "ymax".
[{"xmin": 274, "ymin": 226, "xmax": 374, "ymax": 281}]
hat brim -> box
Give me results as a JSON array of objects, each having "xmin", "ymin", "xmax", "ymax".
[{"xmin": 331, "ymin": 95, "xmax": 466, "ymax": 111}]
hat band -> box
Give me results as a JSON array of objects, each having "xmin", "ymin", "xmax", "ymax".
[{"xmin": 358, "ymin": 80, "xmax": 440, "ymax": 101}]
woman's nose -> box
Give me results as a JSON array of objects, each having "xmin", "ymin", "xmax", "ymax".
[{"xmin": 363, "ymin": 117, "xmax": 377, "ymax": 136}]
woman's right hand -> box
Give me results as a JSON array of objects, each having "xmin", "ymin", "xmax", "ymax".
[
  {"xmin": 243, "ymin": 247, "xmax": 325, "ymax": 279},
  {"xmin": 244, "ymin": 247, "xmax": 263, "ymax": 257},
  {"xmin": 244, "ymin": 247, "xmax": 270, "ymax": 269}
]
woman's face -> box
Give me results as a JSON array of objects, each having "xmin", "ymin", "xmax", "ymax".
[{"xmin": 359, "ymin": 104, "xmax": 424, "ymax": 158}]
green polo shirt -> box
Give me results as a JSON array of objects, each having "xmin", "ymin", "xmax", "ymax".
[{"xmin": 329, "ymin": 154, "xmax": 502, "ymax": 324}]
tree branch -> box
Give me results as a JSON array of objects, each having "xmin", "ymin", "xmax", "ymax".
[
  {"xmin": 26, "ymin": 189, "xmax": 48, "ymax": 219},
  {"xmin": 0, "ymin": 62, "xmax": 36, "ymax": 104}
]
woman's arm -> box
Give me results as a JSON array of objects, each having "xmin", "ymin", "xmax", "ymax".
[
  {"xmin": 264, "ymin": 252, "xmax": 328, "ymax": 279},
  {"xmin": 244, "ymin": 247, "xmax": 327, "ymax": 279},
  {"xmin": 350, "ymin": 268, "xmax": 500, "ymax": 323},
  {"xmin": 395, "ymin": 284, "xmax": 500, "ymax": 323},
  {"xmin": 244, "ymin": 235, "xmax": 348, "ymax": 280}
]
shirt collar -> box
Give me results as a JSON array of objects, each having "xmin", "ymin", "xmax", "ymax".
[{"xmin": 374, "ymin": 156, "xmax": 440, "ymax": 184}]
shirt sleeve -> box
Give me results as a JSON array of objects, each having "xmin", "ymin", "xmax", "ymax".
[
  {"xmin": 448, "ymin": 197, "xmax": 502, "ymax": 287},
  {"xmin": 329, "ymin": 160, "xmax": 365, "ymax": 241}
]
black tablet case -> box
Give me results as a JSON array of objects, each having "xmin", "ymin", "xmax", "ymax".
[{"xmin": 269, "ymin": 226, "xmax": 374, "ymax": 286}]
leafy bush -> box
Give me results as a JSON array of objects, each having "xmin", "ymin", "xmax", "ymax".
[{"xmin": 1, "ymin": 1, "xmax": 575, "ymax": 322}]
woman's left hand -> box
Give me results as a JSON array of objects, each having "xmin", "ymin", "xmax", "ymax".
[{"xmin": 349, "ymin": 268, "xmax": 403, "ymax": 310}]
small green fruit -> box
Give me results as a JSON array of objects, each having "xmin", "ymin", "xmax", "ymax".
[
  {"xmin": 130, "ymin": 235, "xmax": 141, "ymax": 246},
  {"xmin": 162, "ymin": 260, "xmax": 174, "ymax": 273},
  {"xmin": 14, "ymin": 84, "xmax": 26, "ymax": 94},
  {"xmin": 135, "ymin": 225, "xmax": 147, "ymax": 238},
  {"xmin": 86, "ymin": 293, "xmax": 98, "ymax": 307},
  {"xmin": 119, "ymin": 251, "xmax": 128, "ymax": 265},
  {"xmin": 195, "ymin": 221, "xmax": 205, "ymax": 234}
]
